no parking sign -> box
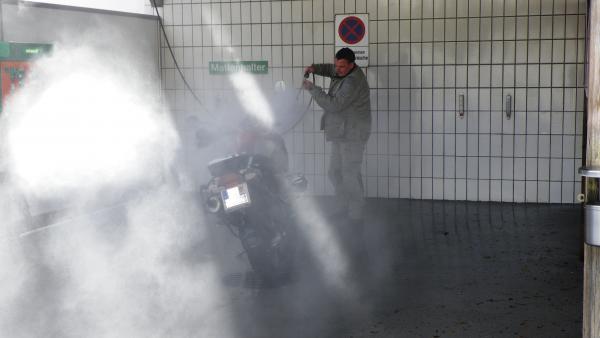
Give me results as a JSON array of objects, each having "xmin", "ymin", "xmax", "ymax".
[{"xmin": 335, "ymin": 14, "xmax": 369, "ymax": 67}]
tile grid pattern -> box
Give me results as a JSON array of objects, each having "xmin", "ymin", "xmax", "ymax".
[{"xmin": 159, "ymin": 0, "xmax": 586, "ymax": 203}]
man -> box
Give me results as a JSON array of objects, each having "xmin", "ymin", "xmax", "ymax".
[{"xmin": 303, "ymin": 47, "xmax": 371, "ymax": 227}]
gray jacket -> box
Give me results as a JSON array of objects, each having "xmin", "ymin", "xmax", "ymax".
[{"xmin": 309, "ymin": 64, "xmax": 371, "ymax": 143}]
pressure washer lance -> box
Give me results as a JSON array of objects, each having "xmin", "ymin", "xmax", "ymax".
[
  {"xmin": 296, "ymin": 71, "xmax": 311, "ymax": 101},
  {"xmin": 300, "ymin": 72, "xmax": 314, "ymax": 117}
]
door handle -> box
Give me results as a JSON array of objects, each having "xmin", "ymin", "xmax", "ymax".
[{"xmin": 505, "ymin": 94, "xmax": 512, "ymax": 120}]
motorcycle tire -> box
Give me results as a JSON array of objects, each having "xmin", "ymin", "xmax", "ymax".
[{"xmin": 239, "ymin": 225, "xmax": 295, "ymax": 286}]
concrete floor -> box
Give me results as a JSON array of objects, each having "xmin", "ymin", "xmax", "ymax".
[
  {"xmin": 7, "ymin": 196, "xmax": 583, "ymax": 337},
  {"xmin": 211, "ymin": 198, "xmax": 583, "ymax": 338}
]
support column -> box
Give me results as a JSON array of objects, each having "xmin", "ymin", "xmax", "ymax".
[{"xmin": 584, "ymin": 1, "xmax": 600, "ymax": 336}]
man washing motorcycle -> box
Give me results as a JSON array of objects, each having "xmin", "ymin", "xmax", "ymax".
[{"xmin": 302, "ymin": 47, "xmax": 371, "ymax": 231}]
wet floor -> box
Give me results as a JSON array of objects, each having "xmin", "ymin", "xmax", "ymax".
[
  {"xmin": 7, "ymin": 196, "xmax": 582, "ymax": 337},
  {"xmin": 211, "ymin": 198, "xmax": 583, "ymax": 338}
]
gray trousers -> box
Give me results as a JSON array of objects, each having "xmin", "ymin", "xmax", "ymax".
[{"xmin": 328, "ymin": 141, "xmax": 366, "ymax": 221}]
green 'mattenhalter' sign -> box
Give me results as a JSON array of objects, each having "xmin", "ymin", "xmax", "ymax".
[{"xmin": 209, "ymin": 61, "xmax": 268, "ymax": 75}]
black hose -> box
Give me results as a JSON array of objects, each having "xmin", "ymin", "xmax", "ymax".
[
  {"xmin": 285, "ymin": 73, "xmax": 315, "ymax": 135},
  {"xmin": 151, "ymin": 0, "xmax": 316, "ymax": 134},
  {"xmin": 150, "ymin": 0, "xmax": 207, "ymax": 112}
]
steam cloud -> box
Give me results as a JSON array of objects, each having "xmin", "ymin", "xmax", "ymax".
[
  {"xmin": 0, "ymin": 39, "xmax": 236, "ymax": 337},
  {"xmin": 0, "ymin": 22, "xmax": 374, "ymax": 337}
]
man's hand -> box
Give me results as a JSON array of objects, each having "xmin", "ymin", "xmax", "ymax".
[
  {"xmin": 304, "ymin": 65, "xmax": 315, "ymax": 75},
  {"xmin": 302, "ymin": 79, "xmax": 314, "ymax": 90}
]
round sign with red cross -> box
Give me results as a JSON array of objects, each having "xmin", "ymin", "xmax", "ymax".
[
  {"xmin": 335, "ymin": 14, "xmax": 369, "ymax": 66},
  {"xmin": 338, "ymin": 16, "xmax": 366, "ymax": 45}
]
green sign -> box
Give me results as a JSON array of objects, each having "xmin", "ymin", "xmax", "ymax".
[
  {"xmin": 0, "ymin": 42, "xmax": 52, "ymax": 113},
  {"xmin": 209, "ymin": 61, "xmax": 268, "ymax": 75},
  {"xmin": 0, "ymin": 42, "xmax": 52, "ymax": 61}
]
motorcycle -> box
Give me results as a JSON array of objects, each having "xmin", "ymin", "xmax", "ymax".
[{"xmin": 201, "ymin": 130, "xmax": 307, "ymax": 285}]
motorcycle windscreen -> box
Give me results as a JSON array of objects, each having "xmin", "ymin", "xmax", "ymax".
[{"xmin": 221, "ymin": 183, "xmax": 251, "ymax": 211}]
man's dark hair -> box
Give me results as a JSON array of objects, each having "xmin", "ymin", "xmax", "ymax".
[{"xmin": 335, "ymin": 48, "xmax": 355, "ymax": 63}]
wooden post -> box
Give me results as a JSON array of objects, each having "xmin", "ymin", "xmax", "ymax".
[{"xmin": 584, "ymin": 1, "xmax": 600, "ymax": 337}]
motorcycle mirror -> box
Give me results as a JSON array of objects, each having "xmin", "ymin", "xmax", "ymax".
[{"xmin": 274, "ymin": 80, "xmax": 286, "ymax": 92}]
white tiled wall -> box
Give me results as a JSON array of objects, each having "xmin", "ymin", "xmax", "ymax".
[{"xmin": 160, "ymin": 0, "xmax": 586, "ymax": 203}]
